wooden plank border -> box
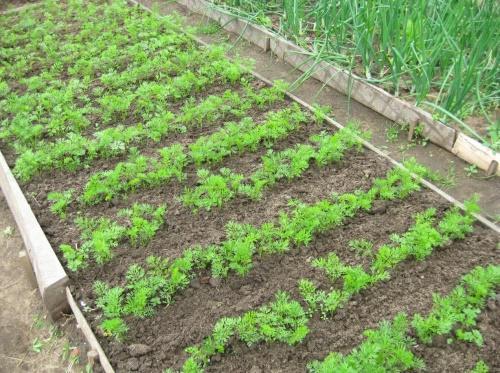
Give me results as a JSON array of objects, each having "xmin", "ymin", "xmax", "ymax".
[
  {"xmin": 0, "ymin": 150, "xmax": 69, "ymax": 320},
  {"xmin": 176, "ymin": 0, "xmax": 500, "ymax": 176},
  {"xmin": 66, "ymin": 288, "xmax": 115, "ymax": 373}
]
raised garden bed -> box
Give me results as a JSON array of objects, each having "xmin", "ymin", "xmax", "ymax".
[{"xmin": 1, "ymin": 1, "xmax": 499, "ymax": 372}]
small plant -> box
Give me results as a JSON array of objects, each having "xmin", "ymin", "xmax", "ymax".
[
  {"xmin": 311, "ymin": 104, "xmax": 331, "ymax": 124},
  {"xmin": 470, "ymin": 361, "xmax": 489, "ymax": 373},
  {"xmin": 348, "ymin": 239, "xmax": 373, "ymax": 257},
  {"xmin": 181, "ymin": 291, "xmax": 309, "ymax": 371},
  {"xmin": 100, "ymin": 318, "xmax": 128, "ymax": 341},
  {"xmin": 412, "ymin": 265, "xmax": 499, "ymax": 345},
  {"xmin": 47, "ymin": 189, "xmax": 74, "ymax": 219},
  {"xmin": 60, "ymin": 203, "xmax": 165, "ymax": 270},
  {"xmin": 81, "ymin": 145, "xmax": 187, "ymax": 205},
  {"xmin": 312, "ymin": 253, "xmax": 346, "ymax": 281},
  {"xmin": 465, "ymin": 164, "xmax": 479, "ymax": 177},
  {"xmin": 308, "ymin": 313, "xmax": 424, "ymax": 372},
  {"xmin": 181, "ymin": 168, "xmax": 243, "ymax": 211},
  {"xmin": 385, "ymin": 124, "xmax": 400, "ymax": 142},
  {"xmin": 32, "ymin": 337, "xmax": 43, "ymax": 353},
  {"xmin": 119, "ymin": 203, "xmax": 166, "ymax": 246},
  {"xmin": 189, "ymin": 104, "xmax": 307, "ymax": 165}
]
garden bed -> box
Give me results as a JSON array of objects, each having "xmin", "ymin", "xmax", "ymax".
[{"xmin": 1, "ymin": 1, "xmax": 499, "ymax": 372}]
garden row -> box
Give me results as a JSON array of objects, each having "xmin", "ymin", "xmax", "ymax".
[{"xmin": 1, "ymin": 1, "xmax": 498, "ymax": 372}]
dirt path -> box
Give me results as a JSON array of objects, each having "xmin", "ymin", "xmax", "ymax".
[{"xmin": 0, "ymin": 191, "xmax": 82, "ymax": 373}]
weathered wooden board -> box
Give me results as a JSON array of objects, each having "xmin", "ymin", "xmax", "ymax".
[
  {"xmin": 66, "ymin": 288, "xmax": 115, "ymax": 373},
  {"xmin": 453, "ymin": 133, "xmax": 500, "ymax": 176},
  {"xmin": 0, "ymin": 150, "xmax": 69, "ymax": 320}
]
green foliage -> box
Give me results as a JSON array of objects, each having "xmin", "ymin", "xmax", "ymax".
[
  {"xmin": 244, "ymin": 143, "xmax": 316, "ymax": 200},
  {"xmin": 371, "ymin": 208, "xmax": 440, "ymax": 276},
  {"xmin": 181, "ymin": 168, "xmax": 243, "ymax": 211},
  {"xmin": 470, "ymin": 361, "xmax": 489, "ymax": 373},
  {"xmin": 312, "ymin": 253, "xmax": 346, "ymax": 281},
  {"xmin": 2, "ymin": 0, "xmax": 265, "ymax": 183},
  {"xmin": 412, "ymin": 265, "xmax": 499, "ymax": 345},
  {"xmin": 182, "ymin": 291, "xmax": 309, "ymax": 371},
  {"xmin": 308, "ymin": 313, "xmax": 424, "ymax": 372},
  {"xmin": 311, "ymin": 123, "xmax": 366, "ymax": 166},
  {"xmin": 212, "ymin": 0, "xmax": 499, "ymax": 148},
  {"xmin": 300, "ymin": 198, "xmax": 478, "ymax": 320},
  {"xmin": 371, "ymin": 198, "xmax": 478, "ymax": 278},
  {"xmin": 92, "ymin": 164, "xmax": 429, "ymax": 338},
  {"xmin": 438, "ymin": 195, "xmax": 479, "ymax": 241},
  {"xmin": 348, "ymin": 238, "xmax": 373, "ymax": 257},
  {"xmin": 94, "ymin": 281, "xmax": 124, "ymax": 319},
  {"xmin": 119, "ymin": 203, "xmax": 167, "ymax": 247},
  {"xmin": 372, "ymin": 159, "xmax": 424, "ymax": 200},
  {"xmin": 298, "ymin": 279, "xmax": 322, "ymax": 314},
  {"xmin": 47, "ymin": 189, "xmax": 74, "ymax": 219},
  {"xmin": 61, "ymin": 204, "xmax": 165, "ymax": 270},
  {"xmin": 74, "ymin": 216, "xmax": 127, "ymax": 266},
  {"xmin": 100, "ymin": 318, "xmax": 128, "ymax": 341},
  {"xmin": 189, "ymin": 104, "xmax": 307, "ymax": 165},
  {"xmin": 342, "ymin": 266, "xmax": 373, "ymax": 296},
  {"xmin": 311, "ymin": 104, "xmax": 331, "ymax": 124},
  {"xmin": 308, "ymin": 252, "xmax": 373, "ymax": 316},
  {"xmin": 81, "ymin": 144, "xmax": 187, "ymax": 205},
  {"xmin": 59, "ymin": 244, "xmax": 87, "ymax": 272},
  {"xmin": 184, "ymin": 124, "xmax": 368, "ymax": 209}
]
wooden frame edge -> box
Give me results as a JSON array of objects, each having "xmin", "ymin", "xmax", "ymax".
[
  {"xmin": 66, "ymin": 288, "xmax": 115, "ymax": 373},
  {"xmin": 0, "ymin": 150, "xmax": 69, "ymax": 320}
]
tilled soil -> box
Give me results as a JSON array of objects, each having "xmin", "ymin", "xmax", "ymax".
[
  {"xmin": 15, "ymin": 120, "xmax": 500, "ymax": 372},
  {"xmin": 1, "ymin": 3, "xmax": 499, "ymax": 373}
]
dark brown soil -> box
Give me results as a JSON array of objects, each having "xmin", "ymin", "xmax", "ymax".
[
  {"xmin": 20, "ymin": 116, "xmax": 499, "ymax": 373},
  {"xmin": 1, "ymin": 2, "xmax": 499, "ymax": 373}
]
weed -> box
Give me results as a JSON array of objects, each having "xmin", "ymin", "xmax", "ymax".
[
  {"xmin": 32, "ymin": 337, "xmax": 43, "ymax": 353},
  {"xmin": 385, "ymin": 124, "xmax": 400, "ymax": 142},
  {"xmin": 465, "ymin": 164, "xmax": 479, "ymax": 177}
]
